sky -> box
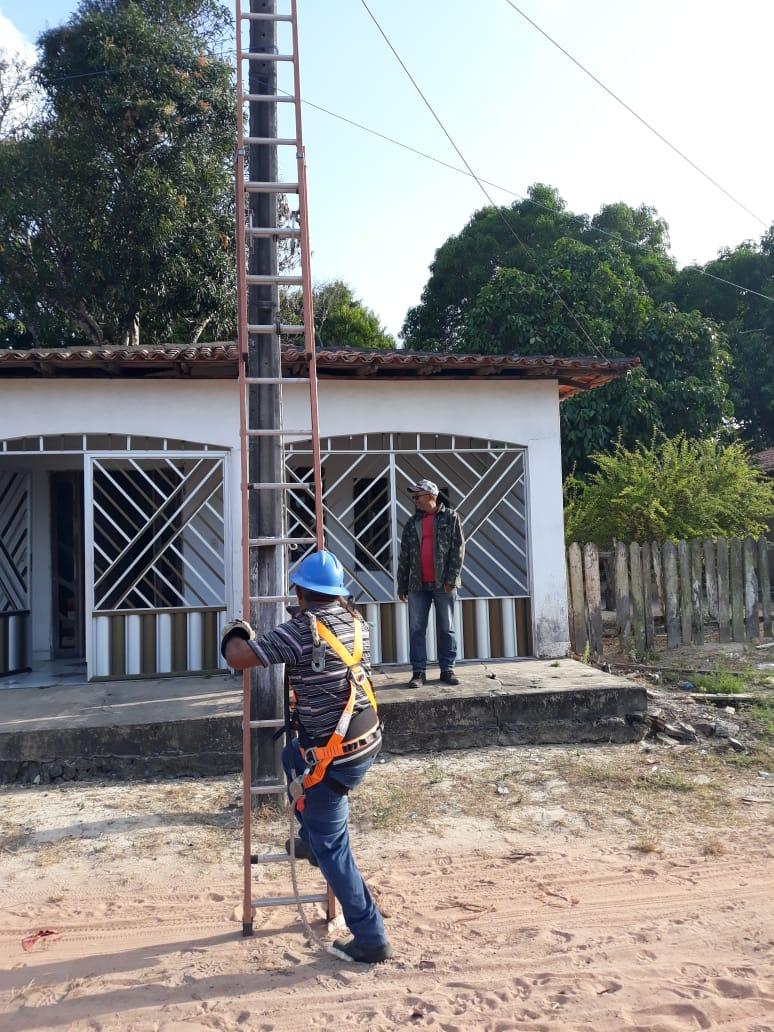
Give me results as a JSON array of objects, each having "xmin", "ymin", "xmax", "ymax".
[{"xmin": 2, "ymin": 1, "xmax": 773, "ymax": 339}]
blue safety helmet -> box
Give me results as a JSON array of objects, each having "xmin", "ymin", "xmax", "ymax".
[{"xmin": 289, "ymin": 549, "xmax": 347, "ymax": 596}]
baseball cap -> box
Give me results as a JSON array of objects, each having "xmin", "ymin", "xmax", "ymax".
[{"xmin": 407, "ymin": 478, "xmax": 439, "ymax": 497}]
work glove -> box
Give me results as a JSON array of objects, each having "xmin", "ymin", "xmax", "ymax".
[{"xmin": 220, "ymin": 618, "xmax": 255, "ymax": 660}]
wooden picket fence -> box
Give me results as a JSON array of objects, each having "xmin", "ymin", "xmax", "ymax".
[{"xmin": 566, "ymin": 535, "xmax": 773, "ymax": 655}]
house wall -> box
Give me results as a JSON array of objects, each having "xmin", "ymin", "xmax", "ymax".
[
  {"xmin": 0, "ymin": 380, "xmax": 244, "ymax": 664},
  {"xmin": 0, "ymin": 375, "xmax": 571, "ymax": 659},
  {"xmin": 284, "ymin": 379, "xmax": 569, "ymax": 657}
]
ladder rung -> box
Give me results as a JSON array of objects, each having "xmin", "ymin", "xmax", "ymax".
[
  {"xmin": 247, "ymin": 428, "xmax": 312, "ymax": 436},
  {"xmin": 246, "ymin": 226, "xmax": 301, "ymax": 239},
  {"xmin": 247, "ymin": 323, "xmax": 304, "ymax": 334},
  {"xmin": 244, "ymin": 137, "xmax": 298, "ymax": 147},
  {"xmin": 240, "ymin": 52, "xmax": 294, "ymax": 62},
  {"xmin": 251, "ymin": 852, "xmax": 292, "ymax": 864},
  {"xmin": 245, "ymin": 182, "xmax": 299, "ymax": 193},
  {"xmin": 248, "ymin": 594, "xmax": 295, "ymax": 603},
  {"xmin": 250, "ymin": 782, "xmax": 286, "ymax": 796},
  {"xmin": 248, "ymin": 718, "xmax": 285, "ymax": 729},
  {"xmin": 241, "ymin": 12, "xmax": 293, "ymax": 21},
  {"xmin": 243, "ymin": 93, "xmax": 295, "ymax": 103},
  {"xmin": 244, "ymin": 376, "xmax": 310, "ymax": 384},
  {"xmin": 253, "ymin": 893, "xmax": 328, "ymax": 908},
  {"xmin": 248, "ymin": 536, "xmax": 316, "ymax": 546},
  {"xmin": 246, "ymin": 274, "xmax": 303, "ymax": 286},
  {"xmin": 246, "ymin": 482, "xmax": 313, "ymax": 491}
]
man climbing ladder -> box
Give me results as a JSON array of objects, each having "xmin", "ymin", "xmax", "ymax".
[{"xmin": 221, "ymin": 550, "xmax": 393, "ymax": 964}]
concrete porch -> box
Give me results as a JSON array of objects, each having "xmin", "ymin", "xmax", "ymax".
[{"xmin": 0, "ymin": 659, "xmax": 647, "ymax": 783}]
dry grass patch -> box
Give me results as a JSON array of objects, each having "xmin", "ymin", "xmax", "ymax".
[
  {"xmin": 702, "ymin": 836, "xmax": 728, "ymax": 857},
  {"xmin": 632, "ymin": 834, "xmax": 662, "ymax": 854}
]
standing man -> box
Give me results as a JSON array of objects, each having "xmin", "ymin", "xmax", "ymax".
[
  {"xmin": 397, "ymin": 479, "xmax": 465, "ymax": 689},
  {"xmin": 221, "ymin": 550, "xmax": 391, "ymax": 965}
]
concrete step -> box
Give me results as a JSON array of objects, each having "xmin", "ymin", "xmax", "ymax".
[{"xmin": 0, "ymin": 661, "xmax": 647, "ymax": 784}]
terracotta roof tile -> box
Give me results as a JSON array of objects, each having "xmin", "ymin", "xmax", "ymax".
[{"xmin": 0, "ymin": 344, "xmax": 638, "ymax": 396}]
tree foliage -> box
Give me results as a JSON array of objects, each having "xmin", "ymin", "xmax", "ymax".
[
  {"xmin": 404, "ymin": 182, "xmax": 773, "ymax": 463},
  {"xmin": 403, "ymin": 185, "xmax": 730, "ymax": 473},
  {"xmin": 0, "ymin": 0, "xmax": 236, "ymax": 348},
  {"xmin": 0, "ymin": 49, "xmax": 37, "ymax": 139},
  {"xmin": 564, "ymin": 434, "xmax": 773, "ymax": 545},
  {"xmin": 280, "ymin": 280, "xmax": 395, "ymax": 350},
  {"xmin": 673, "ymin": 240, "xmax": 774, "ymax": 451}
]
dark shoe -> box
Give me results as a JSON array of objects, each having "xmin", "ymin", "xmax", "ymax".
[
  {"xmin": 285, "ymin": 836, "xmax": 318, "ymax": 867},
  {"xmin": 328, "ymin": 937, "xmax": 393, "ymax": 964},
  {"xmin": 440, "ymin": 670, "xmax": 460, "ymax": 685},
  {"xmin": 407, "ymin": 672, "xmax": 426, "ymax": 689}
]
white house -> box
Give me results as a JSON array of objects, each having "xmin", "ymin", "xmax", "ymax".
[{"xmin": 0, "ymin": 344, "xmax": 636, "ymax": 684}]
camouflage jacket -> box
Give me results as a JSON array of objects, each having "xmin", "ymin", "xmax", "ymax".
[{"xmin": 396, "ymin": 503, "xmax": 465, "ymax": 594}]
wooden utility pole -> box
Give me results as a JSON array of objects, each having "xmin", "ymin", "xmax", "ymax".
[{"xmin": 248, "ymin": 0, "xmax": 284, "ymax": 781}]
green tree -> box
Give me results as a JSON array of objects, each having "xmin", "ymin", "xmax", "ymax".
[
  {"xmin": 443, "ymin": 215, "xmax": 729, "ymax": 473},
  {"xmin": 564, "ymin": 434, "xmax": 773, "ymax": 545},
  {"xmin": 0, "ymin": 0, "xmax": 236, "ymax": 348},
  {"xmin": 672, "ymin": 239, "xmax": 774, "ymax": 451},
  {"xmin": 281, "ymin": 280, "xmax": 395, "ymax": 350},
  {"xmin": 401, "ymin": 185, "xmax": 733, "ymax": 473}
]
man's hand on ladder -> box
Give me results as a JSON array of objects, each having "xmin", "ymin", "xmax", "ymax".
[{"xmin": 220, "ymin": 619, "xmax": 256, "ymax": 663}]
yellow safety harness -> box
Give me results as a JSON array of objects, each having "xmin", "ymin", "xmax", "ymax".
[{"xmin": 289, "ymin": 617, "xmax": 379, "ymax": 811}]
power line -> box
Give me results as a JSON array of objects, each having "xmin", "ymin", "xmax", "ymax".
[
  {"xmin": 295, "ymin": 94, "xmax": 774, "ymax": 306},
  {"xmin": 23, "ymin": 46, "xmax": 774, "ymax": 307},
  {"xmin": 358, "ymin": 0, "xmax": 606, "ymax": 358},
  {"xmin": 502, "ymin": 0, "xmax": 768, "ymax": 229}
]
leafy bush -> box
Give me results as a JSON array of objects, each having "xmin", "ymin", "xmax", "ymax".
[{"xmin": 564, "ymin": 433, "xmax": 773, "ymax": 545}]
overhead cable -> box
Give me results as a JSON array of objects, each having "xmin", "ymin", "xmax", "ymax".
[
  {"xmin": 358, "ymin": 0, "xmax": 606, "ymax": 358},
  {"xmin": 502, "ymin": 0, "xmax": 768, "ymax": 228}
]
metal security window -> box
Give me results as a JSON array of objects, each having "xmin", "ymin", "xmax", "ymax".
[
  {"xmin": 354, "ymin": 477, "xmax": 391, "ymax": 572},
  {"xmin": 285, "ymin": 433, "xmax": 529, "ymax": 604},
  {"xmin": 87, "ymin": 455, "xmax": 227, "ymax": 613}
]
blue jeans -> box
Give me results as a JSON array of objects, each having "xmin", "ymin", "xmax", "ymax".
[
  {"xmin": 282, "ymin": 739, "xmax": 387, "ymax": 948},
  {"xmin": 408, "ymin": 584, "xmax": 457, "ymax": 673}
]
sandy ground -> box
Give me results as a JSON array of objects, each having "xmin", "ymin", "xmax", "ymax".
[{"xmin": 1, "ymin": 735, "xmax": 773, "ymax": 1031}]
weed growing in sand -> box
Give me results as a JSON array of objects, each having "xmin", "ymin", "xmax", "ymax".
[
  {"xmin": 702, "ymin": 836, "xmax": 728, "ymax": 856},
  {"xmin": 353, "ymin": 784, "xmax": 426, "ymax": 830},
  {"xmin": 632, "ymin": 834, "xmax": 661, "ymax": 854},
  {"xmin": 628, "ymin": 645, "xmax": 660, "ymax": 664},
  {"xmin": 695, "ymin": 671, "xmax": 748, "ymax": 695},
  {"xmin": 749, "ymin": 696, "xmax": 774, "ymax": 739}
]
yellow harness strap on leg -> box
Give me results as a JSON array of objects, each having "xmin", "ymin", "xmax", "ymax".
[{"xmin": 296, "ymin": 617, "xmax": 378, "ymax": 799}]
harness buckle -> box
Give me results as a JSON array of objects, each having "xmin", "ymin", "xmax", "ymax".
[
  {"xmin": 311, "ymin": 641, "xmax": 326, "ymax": 673},
  {"xmin": 288, "ymin": 774, "xmax": 306, "ymax": 804},
  {"xmin": 350, "ymin": 665, "xmax": 368, "ymax": 687}
]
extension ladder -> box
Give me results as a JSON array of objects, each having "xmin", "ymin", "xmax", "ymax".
[{"xmin": 233, "ymin": 0, "xmax": 333, "ymax": 936}]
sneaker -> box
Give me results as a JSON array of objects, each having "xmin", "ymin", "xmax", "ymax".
[
  {"xmin": 440, "ymin": 670, "xmax": 460, "ymax": 685},
  {"xmin": 407, "ymin": 672, "xmax": 426, "ymax": 689},
  {"xmin": 285, "ymin": 836, "xmax": 318, "ymax": 867},
  {"xmin": 328, "ymin": 937, "xmax": 393, "ymax": 964}
]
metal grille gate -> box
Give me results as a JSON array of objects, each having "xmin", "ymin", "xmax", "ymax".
[
  {"xmin": 85, "ymin": 454, "xmax": 229, "ymax": 678},
  {"xmin": 284, "ymin": 434, "xmax": 532, "ymax": 661},
  {"xmin": 0, "ymin": 472, "xmax": 30, "ymax": 676}
]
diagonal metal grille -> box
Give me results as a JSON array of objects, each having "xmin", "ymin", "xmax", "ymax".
[
  {"xmin": 0, "ymin": 472, "xmax": 30, "ymax": 613},
  {"xmin": 89, "ymin": 456, "xmax": 227, "ymax": 611},
  {"xmin": 285, "ymin": 433, "xmax": 529, "ymax": 603}
]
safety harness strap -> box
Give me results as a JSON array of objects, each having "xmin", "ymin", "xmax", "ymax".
[
  {"xmin": 290, "ymin": 616, "xmax": 379, "ymax": 809},
  {"xmin": 315, "ymin": 619, "xmax": 378, "ymax": 712}
]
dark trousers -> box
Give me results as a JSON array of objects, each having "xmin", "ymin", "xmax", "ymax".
[
  {"xmin": 282, "ymin": 740, "xmax": 387, "ymax": 947},
  {"xmin": 408, "ymin": 583, "xmax": 457, "ymax": 673}
]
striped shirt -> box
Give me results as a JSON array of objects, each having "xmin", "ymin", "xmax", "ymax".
[{"xmin": 248, "ymin": 601, "xmax": 381, "ymax": 765}]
